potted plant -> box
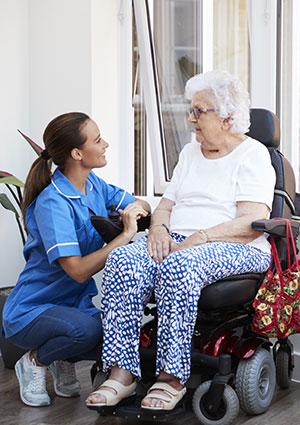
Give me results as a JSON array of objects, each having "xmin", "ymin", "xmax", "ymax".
[{"xmin": 0, "ymin": 131, "xmax": 42, "ymax": 368}]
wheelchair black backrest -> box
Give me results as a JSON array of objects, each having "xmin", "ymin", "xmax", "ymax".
[
  {"xmin": 247, "ymin": 109, "xmax": 297, "ymax": 268},
  {"xmin": 246, "ymin": 108, "xmax": 296, "ymax": 219}
]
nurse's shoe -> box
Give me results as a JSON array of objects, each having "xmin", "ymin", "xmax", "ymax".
[
  {"xmin": 48, "ymin": 360, "xmax": 81, "ymax": 397},
  {"xmin": 15, "ymin": 351, "xmax": 50, "ymax": 407}
]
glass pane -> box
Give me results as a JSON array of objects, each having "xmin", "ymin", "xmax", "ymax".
[
  {"xmin": 133, "ymin": 7, "xmax": 147, "ymax": 196},
  {"xmin": 135, "ymin": 0, "xmax": 250, "ymax": 190},
  {"xmin": 153, "ymin": 0, "xmax": 202, "ymax": 180},
  {"xmin": 151, "ymin": 0, "xmax": 249, "ymax": 182},
  {"xmin": 213, "ymin": 0, "xmax": 249, "ymax": 91},
  {"xmin": 280, "ymin": 0, "xmax": 300, "ymax": 190}
]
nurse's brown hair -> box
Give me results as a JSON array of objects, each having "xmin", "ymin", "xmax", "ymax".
[{"xmin": 21, "ymin": 112, "xmax": 90, "ymax": 224}]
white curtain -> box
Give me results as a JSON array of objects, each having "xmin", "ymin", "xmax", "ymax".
[{"xmin": 213, "ymin": 0, "xmax": 249, "ymax": 90}]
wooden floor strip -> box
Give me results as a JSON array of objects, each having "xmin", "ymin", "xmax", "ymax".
[{"xmin": 1, "ymin": 357, "xmax": 299, "ymax": 425}]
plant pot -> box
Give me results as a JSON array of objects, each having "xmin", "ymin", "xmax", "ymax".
[{"xmin": 0, "ymin": 287, "xmax": 26, "ymax": 369}]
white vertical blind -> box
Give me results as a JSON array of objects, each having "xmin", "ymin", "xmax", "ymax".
[{"xmin": 280, "ymin": 0, "xmax": 300, "ymax": 191}]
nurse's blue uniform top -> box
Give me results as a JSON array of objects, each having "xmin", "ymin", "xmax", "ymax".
[{"xmin": 2, "ymin": 168, "xmax": 136, "ymax": 338}]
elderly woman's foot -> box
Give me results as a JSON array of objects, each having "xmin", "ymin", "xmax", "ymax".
[
  {"xmin": 86, "ymin": 366, "xmax": 136, "ymax": 406},
  {"xmin": 141, "ymin": 371, "xmax": 186, "ymax": 411}
]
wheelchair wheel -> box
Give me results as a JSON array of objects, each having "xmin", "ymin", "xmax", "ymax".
[
  {"xmin": 235, "ymin": 347, "xmax": 275, "ymax": 415},
  {"xmin": 192, "ymin": 380, "xmax": 239, "ymax": 425},
  {"xmin": 275, "ymin": 347, "xmax": 292, "ymax": 389}
]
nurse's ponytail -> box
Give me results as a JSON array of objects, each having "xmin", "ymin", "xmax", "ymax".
[
  {"xmin": 21, "ymin": 156, "xmax": 52, "ymax": 224},
  {"xmin": 21, "ymin": 112, "xmax": 90, "ymax": 224}
]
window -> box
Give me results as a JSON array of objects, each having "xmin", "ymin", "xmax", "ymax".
[
  {"xmin": 133, "ymin": 0, "xmax": 299, "ymax": 194},
  {"xmin": 134, "ymin": 0, "xmax": 250, "ymax": 194},
  {"xmin": 133, "ymin": 8, "xmax": 147, "ymax": 196},
  {"xmin": 153, "ymin": 0, "xmax": 202, "ymax": 180},
  {"xmin": 213, "ymin": 0, "xmax": 249, "ymax": 90},
  {"xmin": 279, "ymin": 0, "xmax": 300, "ymax": 190}
]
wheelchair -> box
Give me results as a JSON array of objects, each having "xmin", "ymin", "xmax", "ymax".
[{"xmin": 88, "ymin": 108, "xmax": 300, "ymax": 425}]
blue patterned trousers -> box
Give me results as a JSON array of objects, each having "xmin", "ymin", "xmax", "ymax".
[{"xmin": 100, "ymin": 233, "xmax": 270, "ymax": 385}]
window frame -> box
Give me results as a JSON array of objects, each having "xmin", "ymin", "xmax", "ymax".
[
  {"xmin": 279, "ymin": 0, "xmax": 300, "ymax": 190},
  {"xmin": 133, "ymin": 0, "xmax": 169, "ymax": 194}
]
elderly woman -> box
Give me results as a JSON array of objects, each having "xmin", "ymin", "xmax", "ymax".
[{"xmin": 86, "ymin": 70, "xmax": 276, "ymax": 412}]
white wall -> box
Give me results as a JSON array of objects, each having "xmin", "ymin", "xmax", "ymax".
[
  {"xmin": 0, "ymin": 0, "xmax": 128, "ymax": 288},
  {"xmin": 28, "ymin": 0, "xmax": 92, "ymax": 143},
  {"xmin": 0, "ymin": 0, "xmax": 30, "ymax": 287},
  {"xmin": 28, "ymin": 0, "xmax": 133, "ymax": 189},
  {"xmin": 91, "ymin": 0, "xmax": 134, "ymax": 190}
]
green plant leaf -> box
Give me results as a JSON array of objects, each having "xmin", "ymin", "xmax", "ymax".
[
  {"xmin": 0, "ymin": 193, "xmax": 19, "ymax": 216},
  {"xmin": 17, "ymin": 129, "xmax": 43, "ymax": 155},
  {"xmin": 0, "ymin": 175, "xmax": 24, "ymax": 188}
]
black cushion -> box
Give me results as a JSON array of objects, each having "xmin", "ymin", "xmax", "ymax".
[
  {"xmin": 198, "ymin": 273, "xmax": 263, "ymax": 310},
  {"xmin": 246, "ymin": 108, "xmax": 280, "ymax": 148}
]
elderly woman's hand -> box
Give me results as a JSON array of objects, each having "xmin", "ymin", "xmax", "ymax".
[
  {"xmin": 147, "ymin": 226, "xmax": 176, "ymax": 264},
  {"xmin": 171, "ymin": 231, "xmax": 207, "ymax": 253}
]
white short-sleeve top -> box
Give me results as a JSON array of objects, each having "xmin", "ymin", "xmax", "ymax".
[{"xmin": 163, "ymin": 137, "xmax": 276, "ymax": 253}]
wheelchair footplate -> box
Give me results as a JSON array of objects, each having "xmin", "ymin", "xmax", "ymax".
[{"xmin": 87, "ymin": 395, "xmax": 186, "ymax": 421}]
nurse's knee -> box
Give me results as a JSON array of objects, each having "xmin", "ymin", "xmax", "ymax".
[{"xmin": 73, "ymin": 317, "xmax": 102, "ymax": 350}]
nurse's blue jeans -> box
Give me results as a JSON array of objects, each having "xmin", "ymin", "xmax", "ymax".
[{"xmin": 9, "ymin": 306, "xmax": 103, "ymax": 366}]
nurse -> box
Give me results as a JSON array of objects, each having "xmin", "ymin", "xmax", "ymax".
[{"xmin": 2, "ymin": 112, "xmax": 150, "ymax": 407}]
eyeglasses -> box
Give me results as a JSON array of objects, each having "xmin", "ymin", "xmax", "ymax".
[{"xmin": 189, "ymin": 108, "xmax": 217, "ymax": 119}]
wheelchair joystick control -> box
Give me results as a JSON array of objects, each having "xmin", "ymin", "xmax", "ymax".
[{"xmin": 109, "ymin": 204, "xmax": 120, "ymax": 224}]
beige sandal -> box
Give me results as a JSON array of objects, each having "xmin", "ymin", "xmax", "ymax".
[
  {"xmin": 141, "ymin": 382, "xmax": 187, "ymax": 411},
  {"xmin": 86, "ymin": 379, "xmax": 136, "ymax": 407}
]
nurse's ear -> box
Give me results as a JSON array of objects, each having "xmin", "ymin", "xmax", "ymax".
[{"xmin": 70, "ymin": 148, "xmax": 83, "ymax": 161}]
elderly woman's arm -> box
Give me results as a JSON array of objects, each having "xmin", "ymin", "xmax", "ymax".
[
  {"xmin": 132, "ymin": 198, "xmax": 151, "ymax": 215},
  {"xmin": 172, "ymin": 201, "xmax": 269, "ymax": 252},
  {"xmin": 147, "ymin": 197, "xmax": 177, "ymax": 263}
]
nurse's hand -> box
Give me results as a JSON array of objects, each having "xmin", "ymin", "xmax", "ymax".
[
  {"xmin": 147, "ymin": 226, "xmax": 176, "ymax": 264},
  {"xmin": 119, "ymin": 203, "xmax": 148, "ymax": 240}
]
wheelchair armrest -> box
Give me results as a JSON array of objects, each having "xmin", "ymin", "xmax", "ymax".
[
  {"xmin": 91, "ymin": 214, "xmax": 151, "ymax": 244},
  {"xmin": 251, "ymin": 218, "xmax": 300, "ymax": 239}
]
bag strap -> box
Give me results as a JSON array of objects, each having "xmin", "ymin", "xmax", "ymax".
[
  {"xmin": 286, "ymin": 219, "xmax": 297, "ymax": 268},
  {"xmin": 286, "ymin": 220, "xmax": 291, "ymax": 268},
  {"xmin": 270, "ymin": 219, "xmax": 297, "ymax": 271},
  {"xmin": 270, "ymin": 235, "xmax": 282, "ymax": 273}
]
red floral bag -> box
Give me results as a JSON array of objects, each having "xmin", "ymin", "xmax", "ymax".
[{"xmin": 252, "ymin": 219, "xmax": 300, "ymax": 338}]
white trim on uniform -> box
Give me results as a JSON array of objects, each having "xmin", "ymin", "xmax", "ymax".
[
  {"xmin": 47, "ymin": 242, "xmax": 79, "ymax": 255},
  {"xmin": 115, "ymin": 190, "xmax": 126, "ymax": 211},
  {"xmin": 51, "ymin": 179, "xmax": 81, "ymax": 199}
]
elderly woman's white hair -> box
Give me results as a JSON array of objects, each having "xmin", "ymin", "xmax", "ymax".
[{"xmin": 185, "ymin": 70, "xmax": 250, "ymax": 134}]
